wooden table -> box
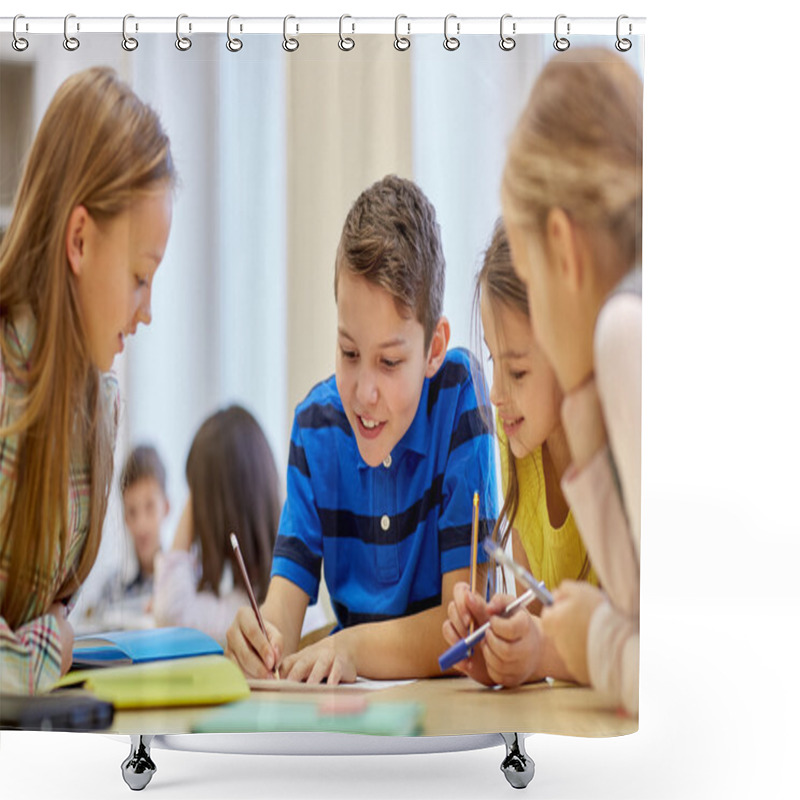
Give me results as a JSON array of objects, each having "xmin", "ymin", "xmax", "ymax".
[{"xmin": 109, "ymin": 676, "xmax": 637, "ymax": 738}]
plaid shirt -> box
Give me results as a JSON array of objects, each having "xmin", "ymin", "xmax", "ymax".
[{"xmin": 0, "ymin": 310, "xmax": 118, "ymax": 694}]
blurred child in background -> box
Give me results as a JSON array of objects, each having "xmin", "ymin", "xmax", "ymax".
[
  {"xmin": 80, "ymin": 445, "xmax": 169, "ymax": 630},
  {"xmin": 153, "ymin": 405, "xmax": 300, "ymax": 645}
]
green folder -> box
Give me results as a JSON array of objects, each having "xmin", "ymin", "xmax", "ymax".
[
  {"xmin": 193, "ymin": 699, "xmax": 424, "ymax": 736},
  {"xmin": 54, "ymin": 655, "xmax": 250, "ymax": 708}
]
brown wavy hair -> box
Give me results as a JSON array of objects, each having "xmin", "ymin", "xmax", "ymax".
[
  {"xmin": 186, "ymin": 406, "xmax": 280, "ymax": 601},
  {"xmin": 0, "ymin": 67, "xmax": 174, "ymax": 629},
  {"xmin": 334, "ymin": 175, "xmax": 445, "ymax": 349}
]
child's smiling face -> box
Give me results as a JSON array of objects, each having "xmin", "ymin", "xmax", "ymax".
[
  {"xmin": 335, "ymin": 267, "xmax": 436, "ymax": 467},
  {"xmin": 481, "ymin": 293, "xmax": 562, "ymax": 460}
]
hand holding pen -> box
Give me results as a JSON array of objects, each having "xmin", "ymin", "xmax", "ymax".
[
  {"xmin": 229, "ymin": 532, "xmax": 280, "ymax": 680},
  {"xmin": 439, "ymin": 539, "xmax": 552, "ymax": 673}
]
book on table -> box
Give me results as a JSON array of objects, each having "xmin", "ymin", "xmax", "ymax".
[
  {"xmin": 71, "ymin": 626, "xmax": 222, "ymax": 668},
  {"xmin": 55, "ymin": 655, "xmax": 250, "ymax": 709}
]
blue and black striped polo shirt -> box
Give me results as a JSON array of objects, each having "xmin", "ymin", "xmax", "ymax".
[{"xmin": 271, "ymin": 347, "xmax": 498, "ymax": 631}]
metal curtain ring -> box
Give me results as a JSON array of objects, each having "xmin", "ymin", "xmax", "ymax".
[
  {"xmin": 176, "ymin": 14, "xmax": 192, "ymax": 51},
  {"xmin": 499, "ymin": 13, "xmax": 515, "ymax": 51},
  {"xmin": 394, "ymin": 14, "xmax": 410, "ymax": 51},
  {"xmin": 12, "ymin": 14, "xmax": 29, "ymax": 52},
  {"xmin": 443, "ymin": 14, "xmax": 460, "ymax": 51},
  {"xmin": 615, "ymin": 14, "xmax": 632, "ymax": 52},
  {"xmin": 227, "ymin": 15, "xmax": 243, "ymax": 52},
  {"xmin": 282, "ymin": 15, "xmax": 299, "ymax": 52},
  {"xmin": 122, "ymin": 14, "xmax": 138, "ymax": 51},
  {"xmin": 63, "ymin": 13, "xmax": 80, "ymax": 51},
  {"xmin": 553, "ymin": 14, "xmax": 570, "ymax": 51},
  {"xmin": 339, "ymin": 14, "xmax": 355, "ymax": 51}
]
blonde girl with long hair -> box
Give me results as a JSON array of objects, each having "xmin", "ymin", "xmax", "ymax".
[
  {"xmin": 0, "ymin": 67, "xmax": 175, "ymax": 694},
  {"xmin": 502, "ymin": 48, "xmax": 643, "ymax": 714},
  {"xmin": 442, "ymin": 220, "xmax": 596, "ymax": 688}
]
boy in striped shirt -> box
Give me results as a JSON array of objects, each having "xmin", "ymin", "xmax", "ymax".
[{"xmin": 226, "ymin": 176, "xmax": 497, "ymax": 683}]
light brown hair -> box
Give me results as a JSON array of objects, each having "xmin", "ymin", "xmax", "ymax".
[
  {"xmin": 334, "ymin": 175, "xmax": 445, "ymax": 348},
  {"xmin": 502, "ymin": 48, "xmax": 643, "ymax": 277},
  {"xmin": 474, "ymin": 219, "xmax": 528, "ymax": 557},
  {"xmin": 0, "ymin": 67, "xmax": 174, "ymax": 629},
  {"xmin": 186, "ymin": 406, "xmax": 280, "ymax": 600},
  {"xmin": 120, "ymin": 445, "xmax": 168, "ymax": 497},
  {"xmin": 475, "ymin": 219, "xmax": 591, "ymax": 583}
]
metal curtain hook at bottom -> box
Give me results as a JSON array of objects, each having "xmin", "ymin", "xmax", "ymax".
[{"xmin": 12, "ymin": 14, "xmax": 29, "ymax": 51}]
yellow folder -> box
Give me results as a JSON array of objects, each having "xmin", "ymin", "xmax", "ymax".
[{"xmin": 54, "ymin": 654, "xmax": 250, "ymax": 709}]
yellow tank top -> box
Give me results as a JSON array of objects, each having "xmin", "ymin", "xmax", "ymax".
[{"xmin": 497, "ymin": 424, "xmax": 598, "ymax": 592}]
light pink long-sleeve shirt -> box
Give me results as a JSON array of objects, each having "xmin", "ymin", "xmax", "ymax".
[
  {"xmin": 153, "ymin": 551, "xmax": 249, "ymax": 647},
  {"xmin": 153, "ymin": 551, "xmax": 330, "ymax": 647},
  {"xmin": 561, "ymin": 288, "xmax": 641, "ymax": 714}
]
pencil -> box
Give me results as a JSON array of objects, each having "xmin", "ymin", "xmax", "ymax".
[
  {"xmin": 229, "ymin": 532, "xmax": 280, "ymax": 680},
  {"xmin": 469, "ymin": 491, "xmax": 479, "ymax": 635}
]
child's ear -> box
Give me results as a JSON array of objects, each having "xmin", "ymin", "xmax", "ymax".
[
  {"xmin": 546, "ymin": 208, "xmax": 583, "ymax": 294},
  {"xmin": 65, "ymin": 204, "xmax": 90, "ymax": 276},
  {"xmin": 425, "ymin": 316, "xmax": 451, "ymax": 378}
]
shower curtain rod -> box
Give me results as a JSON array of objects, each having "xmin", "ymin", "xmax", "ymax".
[{"xmin": 0, "ymin": 15, "xmax": 646, "ymax": 38}]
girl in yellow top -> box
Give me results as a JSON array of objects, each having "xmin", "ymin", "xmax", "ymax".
[{"xmin": 443, "ymin": 220, "xmax": 596, "ymax": 688}]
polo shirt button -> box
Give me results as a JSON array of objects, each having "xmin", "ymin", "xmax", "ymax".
[
  {"xmin": 380, "ymin": 515, "xmax": 391, "ymax": 531},
  {"xmin": 383, "ymin": 455, "xmax": 392, "ymax": 468}
]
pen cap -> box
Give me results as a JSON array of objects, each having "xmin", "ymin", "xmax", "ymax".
[{"xmin": 438, "ymin": 639, "xmax": 472, "ymax": 672}]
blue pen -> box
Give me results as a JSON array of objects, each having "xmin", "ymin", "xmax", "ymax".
[
  {"xmin": 438, "ymin": 587, "xmax": 537, "ymax": 671},
  {"xmin": 483, "ymin": 539, "xmax": 554, "ymax": 606},
  {"xmin": 438, "ymin": 540, "xmax": 553, "ymax": 672}
]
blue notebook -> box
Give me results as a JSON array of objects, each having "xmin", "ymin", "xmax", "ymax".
[{"xmin": 72, "ymin": 627, "xmax": 223, "ymax": 668}]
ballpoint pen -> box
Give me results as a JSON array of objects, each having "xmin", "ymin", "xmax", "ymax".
[
  {"xmin": 438, "ymin": 539, "xmax": 553, "ymax": 672},
  {"xmin": 483, "ymin": 539, "xmax": 554, "ymax": 606},
  {"xmin": 438, "ymin": 586, "xmax": 538, "ymax": 672}
]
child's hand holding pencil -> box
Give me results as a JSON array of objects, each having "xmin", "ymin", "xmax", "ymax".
[
  {"xmin": 227, "ymin": 533, "xmax": 282, "ymax": 680},
  {"xmin": 441, "ymin": 583, "xmax": 544, "ymax": 688},
  {"xmin": 441, "ymin": 581, "xmax": 495, "ymax": 685},
  {"xmin": 225, "ymin": 602, "xmax": 283, "ymax": 680}
]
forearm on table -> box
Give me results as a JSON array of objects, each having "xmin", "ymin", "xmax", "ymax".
[
  {"xmin": 334, "ymin": 603, "xmax": 451, "ymax": 679},
  {"xmin": 261, "ymin": 576, "xmax": 310, "ymax": 658},
  {"xmin": 588, "ymin": 601, "xmax": 639, "ymax": 714},
  {"xmin": 528, "ymin": 620, "xmax": 576, "ymax": 683}
]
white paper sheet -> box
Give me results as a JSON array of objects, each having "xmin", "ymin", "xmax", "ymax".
[{"xmin": 248, "ymin": 677, "xmax": 417, "ymax": 692}]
